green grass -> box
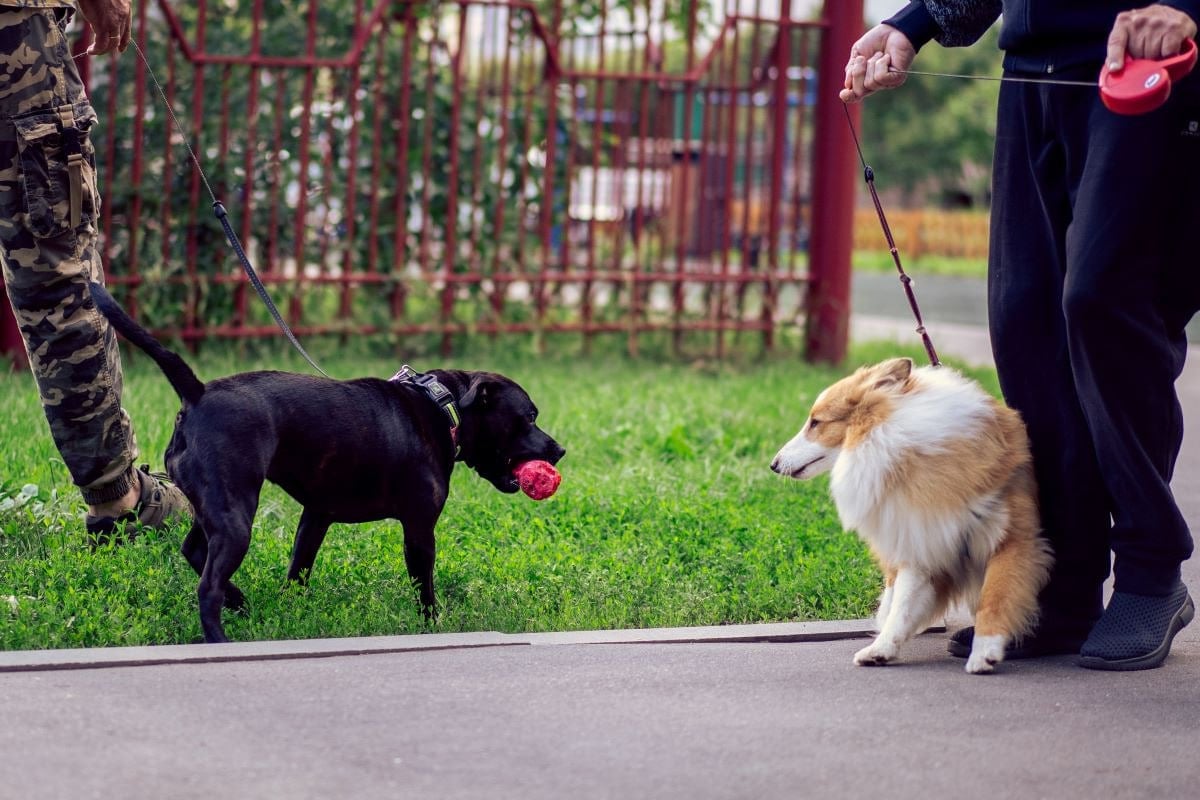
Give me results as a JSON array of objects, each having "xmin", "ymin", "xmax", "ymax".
[{"xmin": 0, "ymin": 335, "xmax": 996, "ymax": 650}]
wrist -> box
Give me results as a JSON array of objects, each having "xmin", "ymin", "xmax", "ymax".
[{"xmin": 883, "ymin": 1, "xmax": 940, "ymax": 52}]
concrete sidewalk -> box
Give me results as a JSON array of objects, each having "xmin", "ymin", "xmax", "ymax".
[{"xmin": 2, "ymin": 290, "xmax": 1199, "ymax": 799}]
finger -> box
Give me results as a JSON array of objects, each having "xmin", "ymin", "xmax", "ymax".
[
  {"xmin": 1106, "ymin": 19, "xmax": 1130, "ymax": 71},
  {"xmin": 850, "ymin": 55, "xmax": 868, "ymax": 100},
  {"xmin": 120, "ymin": 16, "xmax": 132, "ymax": 53},
  {"xmin": 842, "ymin": 55, "xmax": 863, "ymax": 101},
  {"xmin": 87, "ymin": 21, "xmax": 116, "ymax": 56},
  {"xmin": 874, "ymin": 52, "xmax": 901, "ymax": 90},
  {"xmin": 1127, "ymin": 25, "xmax": 1152, "ymax": 60},
  {"xmin": 839, "ymin": 88, "xmax": 859, "ymax": 104},
  {"xmin": 843, "ymin": 42, "xmax": 865, "ymax": 91},
  {"xmin": 863, "ymin": 53, "xmax": 881, "ymax": 92},
  {"xmin": 864, "ymin": 53, "xmax": 889, "ymax": 92},
  {"xmin": 1161, "ymin": 30, "xmax": 1186, "ymax": 59},
  {"xmin": 1150, "ymin": 25, "xmax": 1185, "ymax": 60}
]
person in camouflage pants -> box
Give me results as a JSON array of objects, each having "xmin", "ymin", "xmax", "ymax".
[{"xmin": 0, "ymin": 0, "xmax": 187, "ymax": 538}]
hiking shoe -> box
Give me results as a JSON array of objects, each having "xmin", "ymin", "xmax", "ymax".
[
  {"xmin": 85, "ymin": 465, "xmax": 191, "ymax": 544},
  {"xmin": 948, "ymin": 625, "xmax": 1090, "ymax": 660},
  {"xmin": 1078, "ymin": 582, "xmax": 1194, "ymax": 671}
]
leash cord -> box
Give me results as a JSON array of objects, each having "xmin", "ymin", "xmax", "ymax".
[
  {"xmin": 842, "ymin": 103, "xmax": 941, "ymax": 368},
  {"xmin": 122, "ymin": 39, "xmax": 330, "ymax": 378},
  {"xmin": 888, "ymin": 66, "xmax": 1098, "ymax": 87}
]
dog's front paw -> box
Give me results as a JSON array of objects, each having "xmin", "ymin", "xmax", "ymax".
[
  {"xmin": 853, "ymin": 641, "xmax": 897, "ymax": 666},
  {"xmin": 964, "ymin": 633, "xmax": 1006, "ymax": 674}
]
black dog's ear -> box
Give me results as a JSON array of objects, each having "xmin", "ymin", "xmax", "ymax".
[{"xmin": 459, "ymin": 375, "xmax": 499, "ymax": 409}]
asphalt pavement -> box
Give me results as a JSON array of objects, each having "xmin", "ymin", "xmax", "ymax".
[{"xmin": 2, "ymin": 273, "xmax": 1199, "ymax": 799}]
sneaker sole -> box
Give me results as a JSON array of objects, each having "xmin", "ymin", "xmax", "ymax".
[{"xmin": 1077, "ymin": 594, "xmax": 1195, "ymax": 672}]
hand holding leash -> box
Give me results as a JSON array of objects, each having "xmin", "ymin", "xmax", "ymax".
[
  {"xmin": 1100, "ymin": 38, "xmax": 1198, "ymax": 115},
  {"xmin": 1106, "ymin": 4, "xmax": 1197, "ymax": 72},
  {"xmin": 840, "ymin": 24, "xmax": 916, "ymax": 104},
  {"xmin": 77, "ymin": 0, "xmax": 132, "ymax": 56}
]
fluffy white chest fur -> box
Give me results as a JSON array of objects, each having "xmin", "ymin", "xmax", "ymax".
[{"xmin": 829, "ymin": 367, "xmax": 1009, "ymax": 575}]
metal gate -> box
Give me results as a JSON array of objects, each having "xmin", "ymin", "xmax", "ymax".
[{"xmin": 0, "ymin": 0, "xmax": 861, "ymax": 363}]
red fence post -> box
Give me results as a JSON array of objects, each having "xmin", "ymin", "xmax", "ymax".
[
  {"xmin": 804, "ymin": 0, "xmax": 863, "ymax": 363},
  {"xmin": 765, "ymin": 0, "xmax": 793, "ymax": 354}
]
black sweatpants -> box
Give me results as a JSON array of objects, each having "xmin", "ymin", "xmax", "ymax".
[{"xmin": 989, "ymin": 61, "xmax": 1200, "ymax": 625}]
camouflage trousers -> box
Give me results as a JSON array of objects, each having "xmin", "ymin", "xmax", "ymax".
[{"xmin": 0, "ymin": 7, "xmax": 138, "ymax": 504}]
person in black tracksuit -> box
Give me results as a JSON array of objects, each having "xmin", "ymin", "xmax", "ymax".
[{"xmin": 844, "ymin": 1, "xmax": 1200, "ymax": 670}]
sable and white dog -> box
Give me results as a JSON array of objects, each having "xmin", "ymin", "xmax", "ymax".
[{"xmin": 770, "ymin": 358, "xmax": 1052, "ymax": 674}]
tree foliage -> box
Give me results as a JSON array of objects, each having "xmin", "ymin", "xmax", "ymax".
[{"xmin": 856, "ymin": 23, "xmax": 1002, "ymax": 207}]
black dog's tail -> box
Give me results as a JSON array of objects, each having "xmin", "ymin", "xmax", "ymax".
[{"xmin": 89, "ymin": 281, "xmax": 205, "ymax": 406}]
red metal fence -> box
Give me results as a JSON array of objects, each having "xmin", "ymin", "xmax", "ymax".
[{"xmin": 1, "ymin": 0, "xmax": 861, "ymax": 364}]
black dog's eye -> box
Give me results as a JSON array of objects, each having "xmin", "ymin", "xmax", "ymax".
[{"xmin": 808, "ymin": 418, "xmax": 820, "ymax": 431}]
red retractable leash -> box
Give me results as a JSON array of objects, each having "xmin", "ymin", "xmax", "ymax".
[
  {"xmin": 892, "ymin": 37, "xmax": 1198, "ymax": 116},
  {"xmin": 1100, "ymin": 38, "xmax": 1198, "ymax": 114}
]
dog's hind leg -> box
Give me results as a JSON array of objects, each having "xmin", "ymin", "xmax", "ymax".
[
  {"xmin": 855, "ymin": 566, "xmax": 939, "ymax": 666},
  {"xmin": 181, "ymin": 521, "xmax": 207, "ymax": 576},
  {"xmin": 287, "ymin": 509, "xmax": 332, "ymax": 584},
  {"xmin": 194, "ymin": 496, "xmax": 258, "ymax": 644},
  {"xmin": 967, "ymin": 533, "xmax": 1053, "ymax": 674},
  {"xmin": 182, "ymin": 520, "xmax": 247, "ymax": 612}
]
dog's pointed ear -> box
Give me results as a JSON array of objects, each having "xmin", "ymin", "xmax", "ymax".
[
  {"xmin": 459, "ymin": 375, "xmax": 498, "ymax": 409},
  {"xmin": 871, "ymin": 358, "xmax": 913, "ymax": 390}
]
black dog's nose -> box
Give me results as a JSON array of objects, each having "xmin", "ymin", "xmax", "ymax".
[
  {"xmin": 770, "ymin": 457, "xmax": 781, "ymax": 474},
  {"xmin": 552, "ymin": 444, "xmax": 566, "ymax": 463}
]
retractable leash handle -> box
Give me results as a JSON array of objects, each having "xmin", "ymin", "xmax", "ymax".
[{"xmin": 1100, "ymin": 38, "xmax": 1198, "ymax": 115}]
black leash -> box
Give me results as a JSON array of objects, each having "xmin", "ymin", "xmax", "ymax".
[
  {"xmin": 842, "ymin": 103, "xmax": 941, "ymax": 367},
  {"xmin": 128, "ymin": 40, "xmax": 330, "ymax": 378}
]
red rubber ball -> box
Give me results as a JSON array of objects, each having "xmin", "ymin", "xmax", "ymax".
[{"xmin": 513, "ymin": 460, "xmax": 561, "ymax": 500}]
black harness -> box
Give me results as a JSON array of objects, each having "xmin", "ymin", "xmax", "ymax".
[{"xmin": 389, "ymin": 365, "xmax": 461, "ymax": 458}]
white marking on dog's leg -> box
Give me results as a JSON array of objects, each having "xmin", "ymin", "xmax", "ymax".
[
  {"xmin": 965, "ymin": 634, "xmax": 1007, "ymax": 674},
  {"xmin": 853, "ymin": 567, "xmax": 936, "ymax": 667},
  {"xmin": 874, "ymin": 585, "xmax": 894, "ymax": 633}
]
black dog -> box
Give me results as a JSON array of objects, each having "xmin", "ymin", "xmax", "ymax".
[{"xmin": 90, "ymin": 282, "xmax": 565, "ymax": 643}]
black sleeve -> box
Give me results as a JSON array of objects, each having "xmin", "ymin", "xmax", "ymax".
[{"xmin": 883, "ymin": 1, "xmax": 1003, "ymax": 50}]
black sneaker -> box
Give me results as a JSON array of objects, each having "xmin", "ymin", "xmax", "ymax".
[
  {"xmin": 85, "ymin": 465, "xmax": 191, "ymax": 544},
  {"xmin": 948, "ymin": 625, "xmax": 1090, "ymax": 659},
  {"xmin": 1078, "ymin": 582, "xmax": 1194, "ymax": 671}
]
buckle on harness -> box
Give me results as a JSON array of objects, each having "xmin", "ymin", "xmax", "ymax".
[{"xmin": 389, "ymin": 365, "xmax": 461, "ymax": 454}]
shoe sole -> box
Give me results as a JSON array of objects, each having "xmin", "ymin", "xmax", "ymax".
[{"xmin": 1077, "ymin": 594, "xmax": 1195, "ymax": 672}]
